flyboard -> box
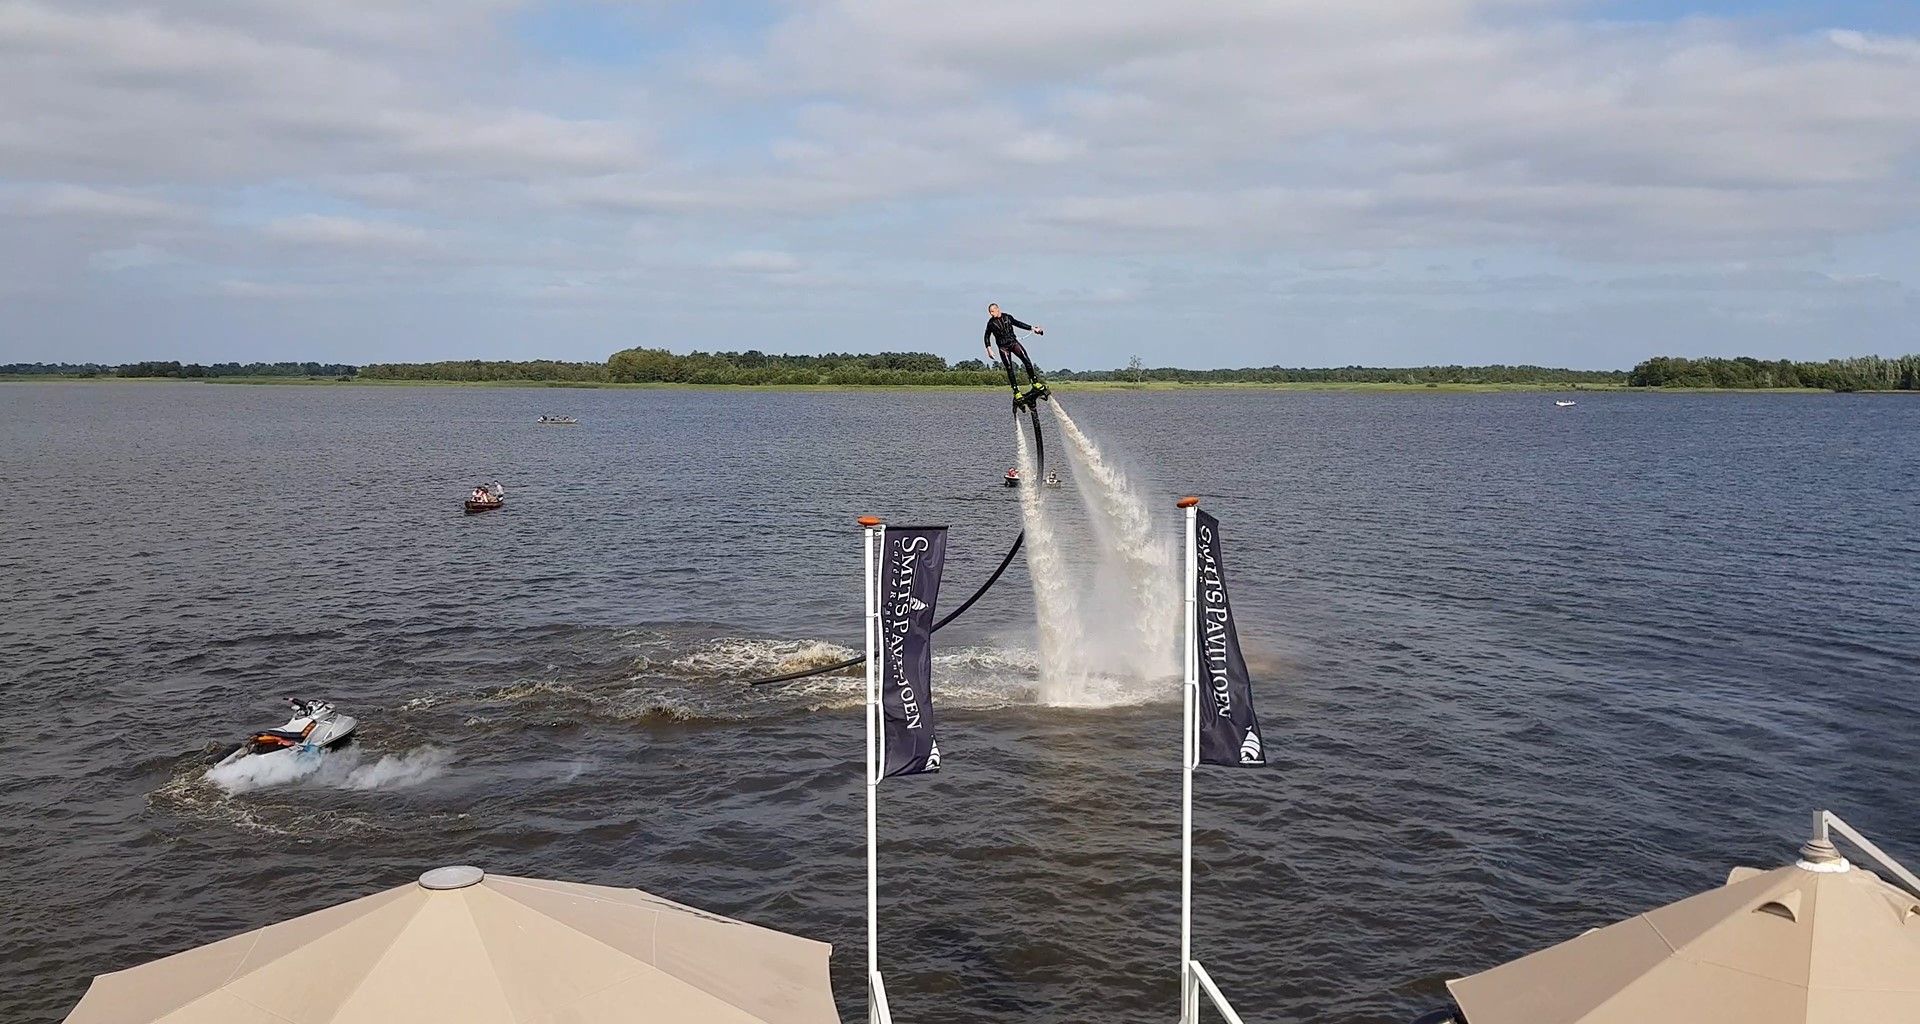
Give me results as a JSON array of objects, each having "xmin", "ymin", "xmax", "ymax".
[{"xmin": 747, "ymin": 384, "xmax": 1047, "ymax": 687}]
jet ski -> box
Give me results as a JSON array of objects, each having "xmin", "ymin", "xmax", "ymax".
[{"xmin": 212, "ymin": 698, "xmax": 359, "ymax": 769}]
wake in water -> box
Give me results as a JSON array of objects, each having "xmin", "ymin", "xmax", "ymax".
[{"xmin": 204, "ymin": 745, "xmax": 452, "ymax": 795}]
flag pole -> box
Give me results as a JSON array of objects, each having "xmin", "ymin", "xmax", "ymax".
[
  {"xmin": 1177, "ymin": 495, "xmax": 1200, "ymax": 1024},
  {"xmin": 859, "ymin": 515, "xmax": 885, "ymax": 1024}
]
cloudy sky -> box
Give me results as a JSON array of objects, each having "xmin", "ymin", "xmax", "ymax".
[{"xmin": 3, "ymin": 0, "xmax": 1917, "ymax": 369}]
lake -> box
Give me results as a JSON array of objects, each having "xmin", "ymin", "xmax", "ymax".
[{"xmin": 1, "ymin": 381, "xmax": 1915, "ymax": 1023}]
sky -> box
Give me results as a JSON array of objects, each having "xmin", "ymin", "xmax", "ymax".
[{"xmin": 2, "ymin": 1, "xmax": 1918, "ymax": 370}]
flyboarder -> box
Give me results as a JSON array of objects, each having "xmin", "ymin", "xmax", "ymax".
[{"xmin": 983, "ymin": 303, "xmax": 1050, "ymax": 409}]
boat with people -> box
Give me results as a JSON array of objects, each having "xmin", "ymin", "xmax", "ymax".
[
  {"xmin": 1003, "ymin": 468, "xmax": 1020, "ymax": 488},
  {"xmin": 537, "ymin": 415, "xmax": 578, "ymax": 425},
  {"xmin": 209, "ymin": 698, "xmax": 358, "ymax": 769},
  {"xmin": 1044, "ymin": 469, "xmax": 1061, "ymax": 487},
  {"xmin": 465, "ymin": 481, "xmax": 505, "ymax": 513}
]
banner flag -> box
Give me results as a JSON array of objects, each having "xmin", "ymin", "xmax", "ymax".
[
  {"xmin": 880, "ymin": 526, "xmax": 947, "ymax": 777},
  {"xmin": 1194, "ymin": 510, "xmax": 1265, "ymax": 767}
]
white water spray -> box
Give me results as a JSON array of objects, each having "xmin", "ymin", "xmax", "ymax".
[
  {"xmin": 205, "ymin": 745, "xmax": 452, "ymax": 795},
  {"xmin": 1050, "ymin": 402, "xmax": 1180, "ymax": 680},
  {"xmin": 1013, "ymin": 418, "xmax": 1093, "ymax": 701}
]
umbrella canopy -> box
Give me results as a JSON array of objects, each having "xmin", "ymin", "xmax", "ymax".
[
  {"xmin": 1448, "ymin": 835, "xmax": 1920, "ymax": 1024},
  {"xmin": 64, "ymin": 866, "xmax": 839, "ymax": 1024}
]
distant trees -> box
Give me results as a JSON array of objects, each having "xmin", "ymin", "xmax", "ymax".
[
  {"xmin": 603, "ymin": 348, "xmax": 1002, "ymax": 385},
  {"xmin": 1628, "ymin": 355, "xmax": 1920, "ymax": 392},
  {"xmin": 1, "ymin": 362, "xmax": 113, "ymax": 376},
  {"xmin": 358, "ymin": 359, "xmax": 607, "ymax": 382},
  {"xmin": 18, "ymin": 350, "xmax": 1912, "ymax": 393},
  {"xmin": 1054, "ymin": 362, "xmax": 1627, "ymax": 385},
  {"xmin": 3, "ymin": 360, "xmax": 356, "ymax": 378}
]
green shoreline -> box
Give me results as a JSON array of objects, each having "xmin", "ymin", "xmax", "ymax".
[
  {"xmin": 0, "ymin": 375, "xmax": 1869, "ymax": 394},
  {"xmin": 0, "ymin": 375, "xmax": 1633, "ymax": 393}
]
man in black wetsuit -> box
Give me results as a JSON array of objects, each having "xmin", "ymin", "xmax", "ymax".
[{"xmin": 982, "ymin": 303, "xmax": 1046, "ymax": 402}]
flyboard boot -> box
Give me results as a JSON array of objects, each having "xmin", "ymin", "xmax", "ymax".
[{"xmin": 1015, "ymin": 380, "xmax": 1051, "ymax": 409}]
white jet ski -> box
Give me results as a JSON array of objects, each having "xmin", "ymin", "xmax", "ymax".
[{"xmin": 214, "ymin": 698, "xmax": 359, "ymax": 768}]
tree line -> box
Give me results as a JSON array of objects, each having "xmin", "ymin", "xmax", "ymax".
[
  {"xmin": 1627, "ymin": 355, "xmax": 1920, "ymax": 392},
  {"xmin": 1, "ymin": 360, "xmax": 355, "ymax": 378},
  {"xmin": 10, "ymin": 350, "xmax": 1918, "ymax": 391}
]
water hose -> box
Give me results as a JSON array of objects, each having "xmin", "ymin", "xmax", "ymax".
[{"xmin": 745, "ymin": 397, "xmax": 1044, "ymax": 687}]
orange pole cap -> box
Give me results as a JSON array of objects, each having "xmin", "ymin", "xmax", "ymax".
[
  {"xmin": 1176, "ymin": 496, "xmax": 1200, "ymax": 508},
  {"xmin": 857, "ymin": 516, "xmax": 884, "ymax": 527}
]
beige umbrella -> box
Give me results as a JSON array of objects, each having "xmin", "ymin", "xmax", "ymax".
[
  {"xmin": 1447, "ymin": 815, "xmax": 1920, "ymax": 1024},
  {"xmin": 64, "ymin": 866, "xmax": 840, "ymax": 1024}
]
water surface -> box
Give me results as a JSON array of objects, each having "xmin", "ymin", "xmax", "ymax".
[{"xmin": 2, "ymin": 382, "xmax": 1915, "ymax": 1023}]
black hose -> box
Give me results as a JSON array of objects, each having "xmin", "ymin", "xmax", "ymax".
[{"xmin": 745, "ymin": 398, "xmax": 1045, "ymax": 688}]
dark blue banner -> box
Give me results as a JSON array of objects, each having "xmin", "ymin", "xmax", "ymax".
[
  {"xmin": 881, "ymin": 526, "xmax": 947, "ymax": 776},
  {"xmin": 1195, "ymin": 510, "xmax": 1265, "ymax": 766}
]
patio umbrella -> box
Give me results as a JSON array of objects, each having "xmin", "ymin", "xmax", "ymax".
[
  {"xmin": 1447, "ymin": 825, "xmax": 1920, "ymax": 1024},
  {"xmin": 64, "ymin": 865, "xmax": 840, "ymax": 1024}
]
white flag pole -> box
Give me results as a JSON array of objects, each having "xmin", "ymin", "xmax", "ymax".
[
  {"xmin": 1177, "ymin": 495, "xmax": 1200, "ymax": 1024},
  {"xmin": 859, "ymin": 515, "xmax": 886, "ymax": 1024}
]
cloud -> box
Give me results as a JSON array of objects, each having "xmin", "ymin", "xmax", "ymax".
[
  {"xmin": 716, "ymin": 249, "xmax": 801, "ymax": 274},
  {"xmin": 1827, "ymin": 29, "xmax": 1920, "ymax": 62},
  {"xmin": 17, "ymin": 184, "xmax": 193, "ymax": 221},
  {"xmin": 87, "ymin": 242, "xmax": 176, "ymax": 271},
  {"xmin": 261, "ymin": 214, "xmax": 434, "ymax": 251},
  {"xmin": 1, "ymin": 0, "xmax": 1917, "ymax": 366},
  {"xmin": 213, "ymin": 278, "xmax": 318, "ymax": 298}
]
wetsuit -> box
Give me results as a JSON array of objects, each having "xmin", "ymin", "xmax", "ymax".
[{"xmin": 984, "ymin": 313, "xmax": 1043, "ymax": 391}]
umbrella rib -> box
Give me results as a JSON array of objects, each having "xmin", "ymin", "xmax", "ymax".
[
  {"xmin": 317, "ymin": 894, "xmax": 435, "ymax": 1024},
  {"xmin": 208, "ymin": 887, "xmax": 418, "ymax": 994},
  {"xmin": 484, "ymin": 883, "xmax": 784, "ymax": 1023}
]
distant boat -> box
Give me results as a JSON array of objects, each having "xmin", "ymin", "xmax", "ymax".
[
  {"xmin": 1555, "ymin": 400, "xmax": 1577, "ymax": 407},
  {"xmin": 465, "ymin": 481, "xmax": 505, "ymax": 514},
  {"xmin": 1003, "ymin": 468, "xmax": 1020, "ymax": 488},
  {"xmin": 537, "ymin": 416, "xmax": 578, "ymax": 425}
]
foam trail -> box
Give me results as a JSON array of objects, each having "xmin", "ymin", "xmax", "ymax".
[
  {"xmin": 1014, "ymin": 418, "xmax": 1089, "ymax": 701},
  {"xmin": 337, "ymin": 747, "xmax": 453, "ymax": 791},
  {"xmin": 205, "ymin": 746, "xmax": 327, "ymax": 793},
  {"xmin": 1050, "ymin": 401, "xmax": 1180, "ymax": 681},
  {"xmin": 204, "ymin": 745, "xmax": 452, "ymax": 795}
]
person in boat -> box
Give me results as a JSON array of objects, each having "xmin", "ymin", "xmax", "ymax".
[
  {"xmin": 983, "ymin": 303, "xmax": 1046, "ymax": 400},
  {"xmin": 471, "ymin": 486, "xmax": 491, "ymax": 503}
]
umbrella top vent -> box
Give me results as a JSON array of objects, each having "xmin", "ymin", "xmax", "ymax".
[
  {"xmin": 417, "ymin": 865, "xmax": 486, "ymax": 890},
  {"xmin": 1796, "ymin": 836, "xmax": 1851, "ymax": 874}
]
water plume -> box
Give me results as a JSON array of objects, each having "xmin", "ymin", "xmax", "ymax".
[
  {"xmin": 1010, "ymin": 404, "xmax": 1182, "ymax": 705},
  {"xmin": 1013, "ymin": 417, "xmax": 1090, "ymax": 700},
  {"xmin": 1050, "ymin": 401, "xmax": 1180, "ymax": 681}
]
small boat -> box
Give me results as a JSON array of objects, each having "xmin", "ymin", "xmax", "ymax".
[
  {"xmin": 465, "ymin": 481, "xmax": 505, "ymax": 513},
  {"xmin": 1044, "ymin": 470, "xmax": 1062, "ymax": 488},
  {"xmin": 1003, "ymin": 468, "xmax": 1021, "ymax": 488},
  {"xmin": 1555, "ymin": 400, "xmax": 1577, "ymax": 407},
  {"xmin": 537, "ymin": 416, "xmax": 578, "ymax": 425}
]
